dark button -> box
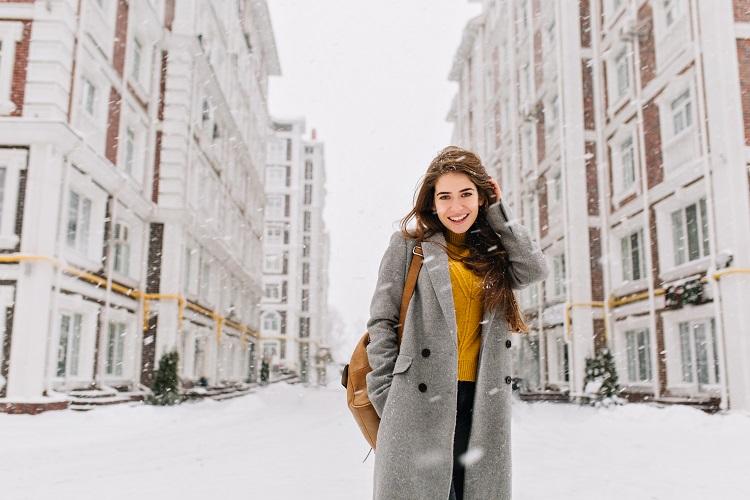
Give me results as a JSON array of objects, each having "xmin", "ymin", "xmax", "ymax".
[
  {"xmin": 505, "ymin": 340, "xmax": 512, "ymax": 349},
  {"xmin": 505, "ymin": 376, "xmax": 512, "ymax": 385},
  {"xmin": 418, "ymin": 383, "xmax": 427, "ymax": 393},
  {"xmin": 421, "ymin": 348, "xmax": 431, "ymax": 358}
]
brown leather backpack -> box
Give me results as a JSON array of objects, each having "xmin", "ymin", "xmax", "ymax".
[{"xmin": 341, "ymin": 245, "xmax": 423, "ymax": 450}]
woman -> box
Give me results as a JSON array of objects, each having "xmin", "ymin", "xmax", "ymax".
[{"xmin": 366, "ymin": 146, "xmax": 548, "ymax": 500}]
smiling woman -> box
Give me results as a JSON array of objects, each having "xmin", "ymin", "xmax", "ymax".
[{"xmin": 365, "ymin": 146, "xmax": 548, "ymax": 500}]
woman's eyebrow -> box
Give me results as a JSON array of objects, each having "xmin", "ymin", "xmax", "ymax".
[{"xmin": 435, "ymin": 187, "xmax": 475, "ymax": 196}]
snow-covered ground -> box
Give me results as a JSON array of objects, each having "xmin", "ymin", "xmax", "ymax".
[{"xmin": 1, "ymin": 381, "xmax": 749, "ymax": 500}]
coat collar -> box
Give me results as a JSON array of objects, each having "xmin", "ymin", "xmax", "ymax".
[{"xmin": 420, "ymin": 232, "xmax": 497, "ymax": 342}]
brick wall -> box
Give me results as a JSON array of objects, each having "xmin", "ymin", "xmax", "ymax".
[
  {"xmin": 536, "ymin": 104, "xmax": 546, "ymax": 163},
  {"xmin": 9, "ymin": 20, "xmax": 31, "ymax": 117},
  {"xmin": 589, "ymin": 226, "xmax": 604, "ymax": 302},
  {"xmin": 585, "ymin": 141, "xmax": 599, "ymax": 215},
  {"xmin": 638, "ymin": 4, "xmax": 657, "ymax": 89},
  {"xmin": 593, "ymin": 318, "xmax": 606, "ymax": 352},
  {"xmin": 580, "ymin": 0, "xmax": 592, "ymax": 48},
  {"xmin": 538, "ymin": 174, "xmax": 549, "ymax": 238},
  {"xmin": 648, "ymin": 205, "xmax": 661, "ymax": 285},
  {"xmin": 643, "ymin": 98, "xmax": 664, "ymax": 188},
  {"xmin": 736, "ymin": 39, "xmax": 750, "ymax": 145},
  {"xmin": 105, "ymin": 88, "xmax": 121, "ymax": 165},
  {"xmin": 734, "ymin": 0, "xmax": 750, "ymax": 22},
  {"xmin": 534, "ymin": 29, "xmax": 543, "ymax": 91},
  {"xmin": 113, "ymin": 0, "xmax": 129, "ymax": 76},
  {"xmin": 582, "ymin": 60, "xmax": 595, "ymax": 130}
]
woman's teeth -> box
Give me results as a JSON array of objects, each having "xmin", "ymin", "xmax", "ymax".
[{"xmin": 448, "ymin": 214, "xmax": 469, "ymax": 223}]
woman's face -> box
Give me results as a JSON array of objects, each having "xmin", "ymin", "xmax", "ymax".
[{"xmin": 433, "ymin": 171, "xmax": 482, "ymax": 234}]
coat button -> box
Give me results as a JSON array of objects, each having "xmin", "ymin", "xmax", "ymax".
[
  {"xmin": 421, "ymin": 348, "xmax": 431, "ymax": 358},
  {"xmin": 505, "ymin": 376, "xmax": 512, "ymax": 385},
  {"xmin": 505, "ymin": 340, "xmax": 511, "ymax": 348},
  {"xmin": 418, "ymin": 383, "xmax": 427, "ymax": 393}
]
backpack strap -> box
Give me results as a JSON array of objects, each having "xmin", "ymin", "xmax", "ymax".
[{"xmin": 397, "ymin": 245, "xmax": 423, "ymax": 344}]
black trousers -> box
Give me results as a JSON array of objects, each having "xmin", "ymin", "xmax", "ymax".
[{"xmin": 449, "ymin": 381, "xmax": 476, "ymax": 500}]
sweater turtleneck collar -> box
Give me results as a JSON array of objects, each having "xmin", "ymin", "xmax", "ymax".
[{"xmin": 445, "ymin": 230, "xmax": 467, "ymax": 247}]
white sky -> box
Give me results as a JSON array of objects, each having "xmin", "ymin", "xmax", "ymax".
[{"xmin": 267, "ymin": 0, "xmax": 481, "ymax": 340}]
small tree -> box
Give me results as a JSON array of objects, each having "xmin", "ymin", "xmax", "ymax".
[
  {"xmin": 148, "ymin": 351, "xmax": 183, "ymax": 406},
  {"xmin": 583, "ymin": 348, "xmax": 624, "ymax": 407}
]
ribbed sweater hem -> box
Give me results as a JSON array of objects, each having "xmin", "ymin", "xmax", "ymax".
[{"xmin": 457, "ymin": 359, "xmax": 478, "ymax": 382}]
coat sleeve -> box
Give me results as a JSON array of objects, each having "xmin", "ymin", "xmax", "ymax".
[
  {"xmin": 365, "ymin": 231, "xmax": 408, "ymax": 418},
  {"xmin": 485, "ymin": 199, "xmax": 549, "ymax": 289}
]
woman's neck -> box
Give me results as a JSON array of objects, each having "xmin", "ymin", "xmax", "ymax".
[{"xmin": 445, "ymin": 229, "xmax": 467, "ymax": 246}]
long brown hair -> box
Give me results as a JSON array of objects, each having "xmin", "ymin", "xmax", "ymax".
[{"xmin": 400, "ymin": 146, "xmax": 528, "ymax": 332}]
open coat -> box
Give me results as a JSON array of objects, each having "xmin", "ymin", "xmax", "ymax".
[{"xmin": 366, "ymin": 200, "xmax": 548, "ymax": 500}]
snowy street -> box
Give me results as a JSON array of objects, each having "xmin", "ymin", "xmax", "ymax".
[{"xmin": 1, "ymin": 381, "xmax": 749, "ymax": 500}]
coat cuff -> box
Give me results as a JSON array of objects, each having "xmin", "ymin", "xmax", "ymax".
[{"xmin": 485, "ymin": 199, "xmax": 514, "ymax": 235}]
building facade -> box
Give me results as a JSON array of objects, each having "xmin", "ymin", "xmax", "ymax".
[
  {"xmin": 0, "ymin": 0, "xmax": 279, "ymax": 413},
  {"xmin": 261, "ymin": 118, "xmax": 329, "ymax": 384},
  {"xmin": 449, "ymin": 0, "xmax": 750, "ymax": 411}
]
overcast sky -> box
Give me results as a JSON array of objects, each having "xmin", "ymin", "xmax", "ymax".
[{"xmin": 267, "ymin": 0, "xmax": 481, "ymax": 349}]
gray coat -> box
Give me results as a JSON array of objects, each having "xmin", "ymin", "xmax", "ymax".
[{"xmin": 366, "ymin": 201, "xmax": 548, "ymax": 500}]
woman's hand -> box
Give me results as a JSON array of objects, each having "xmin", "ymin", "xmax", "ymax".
[{"xmin": 489, "ymin": 178, "xmax": 503, "ymax": 203}]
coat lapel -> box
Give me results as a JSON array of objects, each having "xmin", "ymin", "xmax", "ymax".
[{"xmin": 421, "ymin": 232, "xmax": 457, "ymax": 346}]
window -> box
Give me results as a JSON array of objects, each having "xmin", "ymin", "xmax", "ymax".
[
  {"xmin": 263, "ymin": 253, "xmax": 283, "ymax": 273},
  {"xmin": 264, "ymin": 224, "xmax": 283, "ymax": 245},
  {"xmin": 200, "ymin": 259, "xmax": 211, "ymax": 302},
  {"xmin": 550, "ymin": 172, "xmax": 562, "ymax": 206},
  {"xmin": 671, "ymin": 198, "xmax": 709, "ymax": 266},
  {"xmin": 555, "ymin": 336, "xmax": 569, "ymax": 382},
  {"xmin": 131, "ymin": 38, "xmax": 142, "ymax": 82},
  {"xmin": 112, "ymin": 222, "xmax": 131, "ymax": 276},
  {"xmin": 264, "ymin": 283, "xmax": 280, "ymax": 300},
  {"xmin": 262, "ymin": 312, "xmax": 280, "ymax": 332},
  {"xmin": 304, "ymin": 184, "xmax": 312, "ymax": 205},
  {"xmin": 124, "ymin": 127, "xmax": 135, "ymax": 174},
  {"xmin": 266, "ymin": 166, "xmax": 285, "ymax": 189},
  {"xmin": 552, "ymin": 253, "xmax": 566, "ymax": 297},
  {"xmin": 548, "ymin": 95, "xmax": 559, "ymax": 133},
  {"xmin": 266, "ymin": 195, "xmax": 284, "ymax": 219},
  {"xmin": 302, "ymin": 235, "xmax": 310, "ymax": 257},
  {"xmin": 303, "ymin": 211, "xmax": 311, "ymax": 232},
  {"xmin": 105, "ymin": 321, "xmax": 127, "ymax": 376},
  {"xmin": 81, "ymin": 77, "xmax": 96, "ymax": 116},
  {"xmin": 664, "ymin": 0, "xmax": 682, "ymax": 27},
  {"xmin": 625, "ymin": 328, "xmax": 652, "ymax": 383},
  {"xmin": 305, "ymin": 160, "xmax": 313, "ymax": 180},
  {"xmin": 620, "ymin": 136, "xmax": 636, "ymax": 192},
  {"xmin": 201, "ymin": 99, "xmax": 210, "ymax": 125},
  {"xmin": 66, "ymin": 191, "xmax": 92, "ymax": 255},
  {"xmin": 620, "ymin": 229, "xmax": 645, "ymax": 281},
  {"xmin": 56, "ymin": 312, "xmax": 83, "ymax": 378},
  {"xmin": 301, "ymin": 289, "xmax": 309, "ymax": 312},
  {"xmin": 671, "ymin": 89, "xmax": 692, "ymax": 136},
  {"xmin": 285, "ymin": 139, "xmax": 292, "ymax": 161},
  {"xmin": 615, "ymin": 50, "xmax": 630, "ymax": 98},
  {"xmin": 302, "ymin": 262, "xmax": 310, "ymax": 285},
  {"xmin": 678, "ymin": 318, "xmax": 719, "ymax": 386}
]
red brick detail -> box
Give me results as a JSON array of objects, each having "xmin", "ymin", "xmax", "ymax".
[
  {"xmin": 602, "ymin": 59, "xmax": 610, "ymax": 117},
  {"xmin": 585, "ymin": 141, "xmax": 599, "ymax": 215},
  {"xmin": 593, "ymin": 318, "xmax": 606, "ymax": 352},
  {"xmin": 589, "ymin": 226, "xmax": 604, "ymax": 301},
  {"xmin": 112, "ymin": 0, "xmax": 129, "ymax": 77},
  {"xmin": 536, "ymin": 104, "xmax": 546, "ymax": 163},
  {"xmin": 538, "ymin": 175, "xmax": 549, "ymax": 238},
  {"xmin": 643, "ymin": 98, "xmax": 664, "ymax": 188},
  {"xmin": 655, "ymin": 312, "xmax": 667, "ymax": 395},
  {"xmin": 638, "ymin": 4, "xmax": 657, "ymax": 89},
  {"xmin": 152, "ymin": 130, "xmax": 162, "ymax": 203},
  {"xmin": 534, "ymin": 29, "xmax": 543, "ymax": 90},
  {"xmin": 105, "ymin": 88, "xmax": 121, "ymax": 165},
  {"xmin": 8, "ymin": 20, "xmax": 31, "ymax": 117},
  {"xmin": 582, "ymin": 59, "xmax": 595, "ymax": 130},
  {"xmin": 734, "ymin": 0, "xmax": 750, "ymax": 22},
  {"xmin": 164, "ymin": 0, "xmax": 176, "ymax": 30},
  {"xmin": 580, "ymin": 0, "xmax": 592, "ymax": 48},
  {"xmin": 0, "ymin": 401, "xmax": 69, "ymax": 414},
  {"xmin": 736, "ymin": 39, "xmax": 750, "ymax": 145},
  {"xmin": 648, "ymin": 205, "xmax": 661, "ymax": 285}
]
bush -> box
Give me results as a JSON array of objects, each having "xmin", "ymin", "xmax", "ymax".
[
  {"xmin": 148, "ymin": 351, "xmax": 183, "ymax": 406},
  {"xmin": 583, "ymin": 348, "xmax": 624, "ymax": 407}
]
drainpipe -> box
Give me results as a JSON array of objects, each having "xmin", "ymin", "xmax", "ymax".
[
  {"xmin": 688, "ymin": 0, "xmax": 730, "ymax": 410},
  {"xmin": 589, "ymin": 1, "xmax": 615, "ymax": 352},
  {"xmin": 554, "ymin": 0, "xmax": 577, "ymax": 397},
  {"xmin": 627, "ymin": 0, "xmax": 661, "ymax": 399}
]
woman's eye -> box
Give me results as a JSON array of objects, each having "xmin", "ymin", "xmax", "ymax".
[{"xmin": 462, "ymin": 192, "xmax": 472, "ymax": 197}]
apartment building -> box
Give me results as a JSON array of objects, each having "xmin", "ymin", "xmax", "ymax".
[
  {"xmin": 261, "ymin": 119, "xmax": 329, "ymax": 384},
  {"xmin": 0, "ymin": 0, "xmax": 279, "ymax": 413},
  {"xmin": 449, "ymin": 0, "xmax": 750, "ymax": 410}
]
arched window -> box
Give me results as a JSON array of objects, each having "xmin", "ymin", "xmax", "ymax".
[{"xmin": 262, "ymin": 312, "xmax": 280, "ymax": 333}]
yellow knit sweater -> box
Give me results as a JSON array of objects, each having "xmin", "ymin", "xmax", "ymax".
[{"xmin": 445, "ymin": 230, "xmax": 484, "ymax": 381}]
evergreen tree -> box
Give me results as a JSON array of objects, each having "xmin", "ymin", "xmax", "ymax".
[
  {"xmin": 583, "ymin": 348, "xmax": 623, "ymax": 407},
  {"xmin": 148, "ymin": 351, "xmax": 183, "ymax": 406}
]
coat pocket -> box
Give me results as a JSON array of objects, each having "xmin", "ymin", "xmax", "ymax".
[{"xmin": 392, "ymin": 354, "xmax": 413, "ymax": 375}]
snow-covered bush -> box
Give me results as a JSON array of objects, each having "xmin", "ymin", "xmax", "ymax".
[
  {"xmin": 583, "ymin": 349, "xmax": 625, "ymax": 408},
  {"xmin": 147, "ymin": 351, "xmax": 183, "ymax": 406}
]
